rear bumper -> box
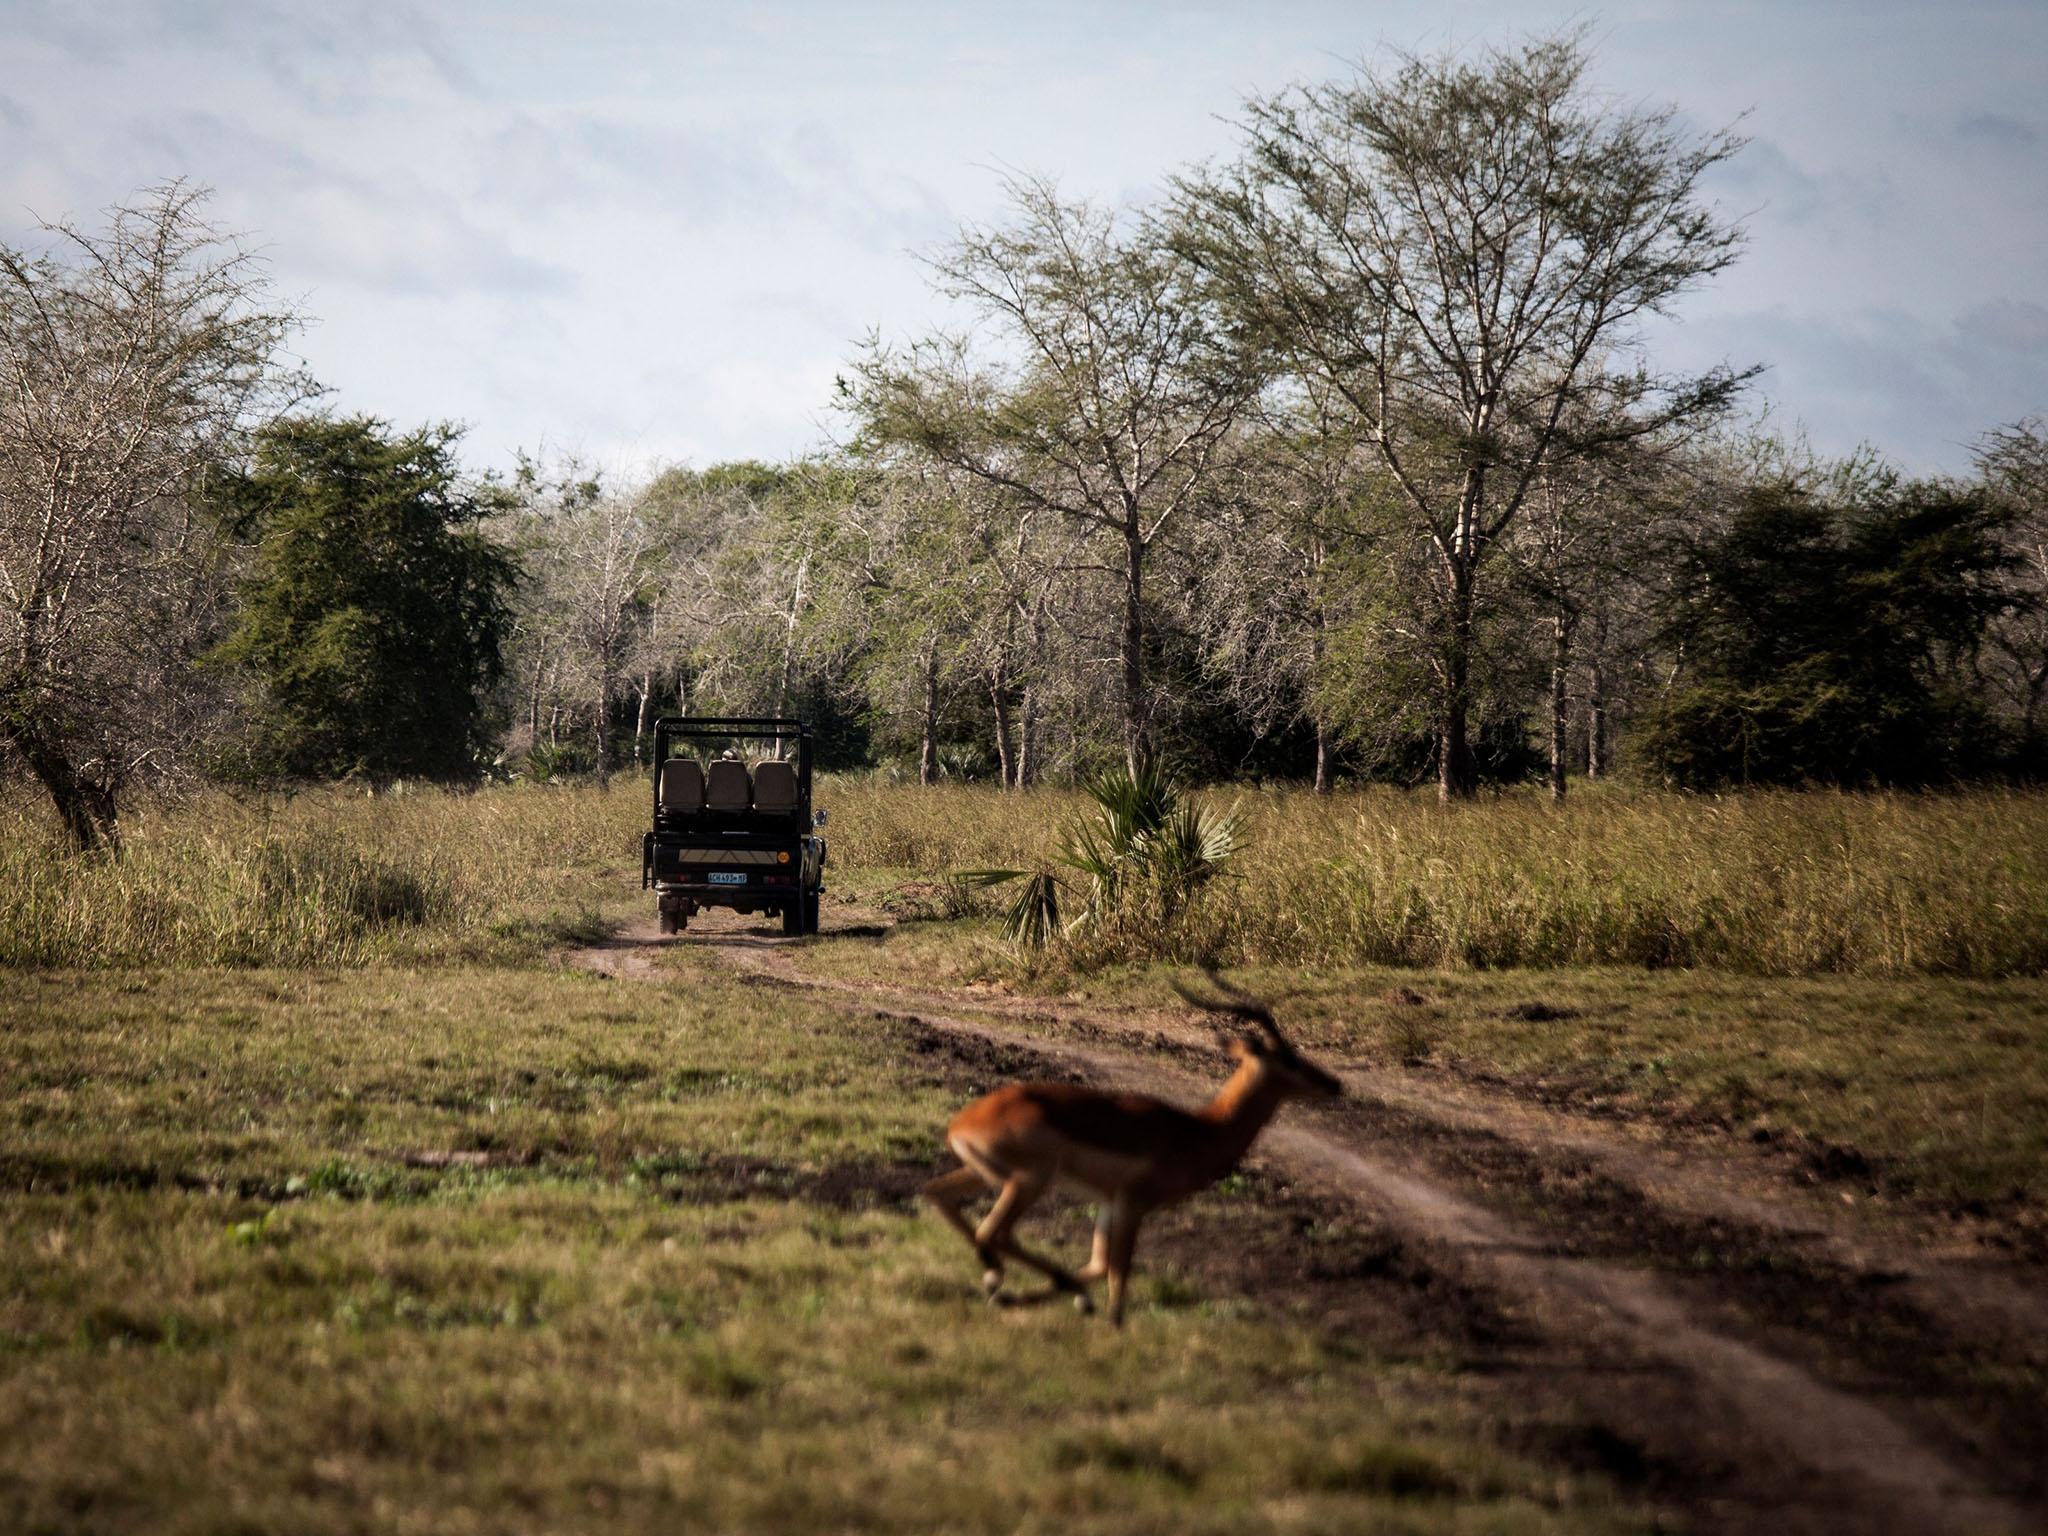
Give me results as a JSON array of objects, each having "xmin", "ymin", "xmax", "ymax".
[{"xmin": 643, "ymin": 833, "xmax": 826, "ymax": 893}]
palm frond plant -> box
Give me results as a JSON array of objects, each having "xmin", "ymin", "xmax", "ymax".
[{"xmin": 959, "ymin": 765, "xmax": 1241, "ymax": 950}]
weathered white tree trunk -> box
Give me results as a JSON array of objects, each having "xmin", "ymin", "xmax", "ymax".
[
  {"xmin": 1121, "ymin": 512, "xmax": 1148, "ymax": 778},
  {"xmin": 919, "ymin": 642, "xmax": 940, "ymax": 786},
  {"xmin": 990, "ymin": 666, "xmax": 1015, "ymax": 788},
  {"xmin": 1549, "ymin": 608, "xmax": 1576, "ymax": 803},
  {"xmin": 633, "ymin": 669, "xmax": 653, "ymax": 764}
]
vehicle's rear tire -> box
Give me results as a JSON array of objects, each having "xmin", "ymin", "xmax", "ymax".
[
  {"xmin": 657, "ymin": 907, "xmax": 678, "ymax": 936},
  {"xmin": 781, "ymin": 899, "xmax": 804, "ymax": 938},
  {"xmin": 803, "ymin": 891, "xmax": 820, "ymax": 934}
]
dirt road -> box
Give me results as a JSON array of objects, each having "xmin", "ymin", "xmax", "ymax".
[{"xmin": 570, "ymin": 906, "xmax": 2047, "ymax": 1536}]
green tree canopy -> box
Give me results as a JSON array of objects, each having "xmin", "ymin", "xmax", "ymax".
[
  {"xmin": 1638, "ymin": 478, "xmax": 2016, "ymax": 787},
  {"xmin": 218, "ymin": 416, "xmax": 515, "ymax": 781}
]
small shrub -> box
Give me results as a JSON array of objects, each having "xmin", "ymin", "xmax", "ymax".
[
  {"xmin": 963, "ymin": 765, "xmax": 1241, "ymax": 953},
  {"xmin": 254, "ymin": 838, "xmax": 451, "ymax": 929},
  {"xmin": 1385, "ymin": 1012, "xmax": 1437, "ymax": 1065}
]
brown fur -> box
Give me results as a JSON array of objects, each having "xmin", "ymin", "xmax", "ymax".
[{"xmin": 923, "ymin": 1024, "xmax": 1342, "ymax": 1324}]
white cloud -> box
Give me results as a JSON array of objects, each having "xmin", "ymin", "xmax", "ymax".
[{"xmin": 4, "ymin": 0, "xmax": 2043, "ymax": 477}]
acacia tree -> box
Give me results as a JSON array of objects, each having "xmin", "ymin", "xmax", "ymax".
[
  {"xmin": 629, "ymin": 465, "xmax": 773, "ymax": 755},
  {"xmin": 0, "ymin": 183, "xmax": 300, "ymax": 848},
  {"xmin": 1193, "ymin": 378, "xmax": 1382, "ymax": 791},
  {"xmin": 1179, "ymin": 31, "xmax": 1750, "ymax": 797},
  {"xmin": 499, "ymin": 463, "xmax": 668, "ymax": 787},
  {"xmin": 866, "ymin": 474, "xmax": 977, "ymax": 783},
  {"xmin": 549, "ymin": 491, "xmax": 658, "ymax": 787},
  {"xmin": 1974, "ymin": 418, "xmax": 2048, "ymax": 762},
  {"xmin": 1514, "ymin": 457, "xmax": 1636, "ymax": 800},
  {"xmin": 852, "ymin": 175, "xmax": 1259, "ymax": 775}
]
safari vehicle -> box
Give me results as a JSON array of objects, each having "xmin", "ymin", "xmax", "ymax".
[{"xmin": 641, "ymin": 716, "xmax": 827, "ymax": 937}]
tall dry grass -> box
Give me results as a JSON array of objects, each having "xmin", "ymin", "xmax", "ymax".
[
  {"xmin": 827, "ymin": 780, "xmax": 2048, "ymax": 977},
  {"xmin": 5, "ymin": 777, "xmax": 2045, "ymax": 975},
  {"xmin": 0, "ymin": 785, "xmax": 643, "ymax": 968}
]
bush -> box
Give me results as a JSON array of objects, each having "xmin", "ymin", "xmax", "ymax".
[
  {"xmin": 961, "ymin": 765, "xmax": 1241, "ymax": 950},
  {"xmin": 1636, "ymin": 481, "xmax": 2016, "ymax": 787}
]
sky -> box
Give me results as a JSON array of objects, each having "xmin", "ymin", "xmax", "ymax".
[{"xmin": 3, "ymin": 0, "xmax": 2043, "ymax": 479}]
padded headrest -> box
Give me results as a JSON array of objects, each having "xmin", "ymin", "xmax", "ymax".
[
  {"xmin": 752, "ymin": 759, "xmax": 798, "ymax": 812},
  {"xmin": 659, "ymin": 758, "xmax": 704, "ymax": 811},
  {"xmin": 705, "ymin": 758, "xmax": 752, "ymax": 812}
]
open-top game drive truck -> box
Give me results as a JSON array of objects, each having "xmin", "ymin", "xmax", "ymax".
[{"xmin": 641, "ymin": 716, "xmax": 827, "ymax": 936}]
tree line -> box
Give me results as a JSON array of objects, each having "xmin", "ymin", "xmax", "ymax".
[{"xmin": 5, "ymin": 34, "xmax": 2044, "ymax": 852}]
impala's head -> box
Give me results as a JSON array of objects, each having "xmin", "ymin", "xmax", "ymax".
[
  {"xmin": 1227, "ymin": 1020, "xmax": 1345, "ymax": 1099},
  {"xmin": 1176, "ymin": 971, "xmax": 1344, "ymax": 1100}
]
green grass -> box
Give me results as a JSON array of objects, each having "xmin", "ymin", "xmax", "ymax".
[
  {"xmin": 0, "ymin": 962, "xmax": 1640, "ymax": 1534},
  {"xmin": 6, "ymin": 775, "xmax": 2046, "ymax": 1528}
]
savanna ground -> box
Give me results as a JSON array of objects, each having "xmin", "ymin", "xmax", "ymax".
[{"xmin": 3, "ymin": 781, "xmax": 2046, "ymax": 1534}]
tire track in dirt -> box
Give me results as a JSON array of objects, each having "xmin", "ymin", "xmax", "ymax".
[{"xmin": 571, "ymin": 909, "xmax": 2036, "ymax": 1536}]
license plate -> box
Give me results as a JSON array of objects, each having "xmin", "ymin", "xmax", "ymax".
[{"xmin": 705, "ymin": 871, "xmax": 747, "ymax": 886}]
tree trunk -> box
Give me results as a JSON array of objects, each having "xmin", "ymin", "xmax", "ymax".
[
  {"xmin": 1549, "ymin": 608, "xmax": 1575, "ymax": 803},
  {"xmin": 1016, "ymin": 592, "xmax": 1047, "ymax": 789},
  {"xmin": 1311, "ymin": 592, "xmax": 1333, "ymax": 794},
  {"xmin": 1121, "ymin": 514, "xmax": 1148, "ymax": 778},
  {"xmin": 919, "ymin": 644, "xmax": 940, "ymax": 787},
  {"xmin": 1436, "ymin": 471, "xmax": 1484, "ymax": 803},
  {"xmin": 633, "ymin": 670, "xmax": 653, "ymax": 765},
  {"xmin": 527, "ymin": 637, "xmax": 547, "ymax": 747},
  {"xmin": 1438, "ymin": 689, "xmax": 1475, "ymax": 801},
  {"xmin": 8, "ymin": 718, "xmax": 120, "ymax": 853},
  {"xmin": 1437, "ymin": 573, "xmax": 1478, "ymax": 801},
  {"xmin": 1586, "ymin": 612, "xmax": 1609, "ymax": 781},
  {"xmin": 595, "ymin": 665, "xmax": 614, "ymax": 789},
  {"xmin": 990, "ymin": 665, "xmax": 1015, "ymax": 788},
  {"xmin": 773, "ymin": 551, "xmax": 809, "ymax": 722},
  {"xmin": 1017, "ymin": 686, "xmax": 1038, "ymax": 788}
]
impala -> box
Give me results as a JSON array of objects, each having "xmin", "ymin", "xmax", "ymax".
[{"xmin": 921, "ymin": 977, "xmax": 1343, "ymax": 1325}]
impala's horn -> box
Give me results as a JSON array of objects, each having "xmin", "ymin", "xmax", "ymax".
[{"xmin": 1172, "ymin": 969, "xmax": 1286, "ymax": 1048}]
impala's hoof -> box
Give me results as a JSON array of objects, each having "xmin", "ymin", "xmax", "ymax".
[
  {"xmin": 1073, "ymin": 1293, "xmax": 1095, "ymax": 1317},
  {"xmin": 981, "ymin": 1269, "xmax": 1003, "ymax": 1297}
]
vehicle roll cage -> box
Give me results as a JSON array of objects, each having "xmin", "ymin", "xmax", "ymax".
[{"xmin": 649, "ymin": 715, "xmax": 814, "ymax": 830}]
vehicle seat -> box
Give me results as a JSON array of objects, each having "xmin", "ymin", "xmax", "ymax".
[
  {"xmin": 705, "ymin": 758, "xmax": 752, "ymax": 812},
  {"xmin": 752, "ymin": 759, "xmax": 798, "ymax": 813},
  {"xmin": 659, "ymin": 758, "xmax": 705, "ymax": 813}
]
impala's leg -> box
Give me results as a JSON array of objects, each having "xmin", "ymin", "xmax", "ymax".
[
  {"xmin": 976, "ymin": 1171, "xmax": 1086, "ymax": 1303},
  {"xmin": 1061, "ymin": 1206, "xmax": 1113, "ymax": 1316},
  {"xmin": 1075, "ymin": 1207, "xmax": 1112, "ymax": 1282},
  {"xmin": 1104, "ymin": 1197, "xmax": 1142, "ymax": 1327},
  {"xmin": 951, "ymin": 1146, "xmax": 1016, "ymax": 1293},
  {"xmin": 922, "ymin": 1165, "xmax": 991, "ymax": 1259}
]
